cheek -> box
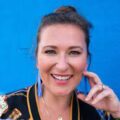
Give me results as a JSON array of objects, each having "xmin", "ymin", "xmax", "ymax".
[
  {"xmin": 71, "ymin": 57, "xmax": 87, "ymax": 73},
  {"xmin": 72, "ymin": 60, "xmax": 87, "ymax": 84},
  {"xmin": 37, "ymin": 58, "xmax": 50, "ymax": 84},
  {"xmin": 37, "ymin": 56, "xmax": 54, "ymax": 74},
  {"xmin": 77, "ymin": 61, "xmax": 87, "ymax": 72},
  {"xmin": 72, "ymin": 59, "xmax": 87, "ymax": 85}
]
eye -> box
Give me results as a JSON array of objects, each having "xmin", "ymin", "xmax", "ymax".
[
  {"xmin": 44, "ymin": 50, "xmax": 56, "ymax": 55},
  {"xmin": 69, "ymin": 51, "xmax": 81, "ymax": 56}
]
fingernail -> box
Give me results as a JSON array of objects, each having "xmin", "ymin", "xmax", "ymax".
[
  {"xmin": 85, "ymin": 97, "xmax": 89, "ymax": 101},
  {"xmin": 76, "ymin": 90, "xmax": 83, "ymax": 94},
  {"xmin": 92, "ymin": 101, "xmax": 96, "ymax": 104}
]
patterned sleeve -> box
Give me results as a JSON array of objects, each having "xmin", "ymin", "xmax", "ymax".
[
  {"xmin": 97, "ymin": 110, "xmax": 120, "ymax": 120},
  {"xmin": 0, "ymin": 95, "xmax": 8, "ymax": 117}
]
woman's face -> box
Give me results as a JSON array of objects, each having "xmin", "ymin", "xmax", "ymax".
[{"xmin": 37, "ymin": 24, "xmax": 87, "ymax": 96}]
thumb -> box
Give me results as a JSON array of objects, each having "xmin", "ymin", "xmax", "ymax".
[
  {"xmin": 77, "ymin": 92, "xmax": 86, "ymax": 101},
  {"xmin": 77, "ymin": 92, "xmax": 95, "ymax": 108}
]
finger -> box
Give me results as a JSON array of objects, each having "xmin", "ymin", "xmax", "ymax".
[
  {"xmin": 92, "ymin": 87, "xmax": 111, "ymax": 104},
  {"xmin": 77, "ymin": 93, "xmax": 96, "ymax": 105},
  {"xmin": 77, "ymin": 92, "xmax": 93, "ymax": 106},
  {"xmin": 83, "ymin": 71, "xmax": 102, "ymax": 84},
  {"xmin": 85, "ymin": 84, "xmax": 103, "ymax": 101},
  {"xmin": 83, "ymin": 71, "xmax": 102, "ymax": 87},
  {"xmin": 77, "ymin": 92, "xmax": 86, "ymax": 101}
]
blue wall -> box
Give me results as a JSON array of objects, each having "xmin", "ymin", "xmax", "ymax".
[{"xmin": 0, "ymin": 0, "xmax": 120, "ymax": 98}]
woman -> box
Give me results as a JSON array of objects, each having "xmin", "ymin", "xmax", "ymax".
[{"xmin": 0, "ymin": 6, "xmax": 120, "ymax": 120}]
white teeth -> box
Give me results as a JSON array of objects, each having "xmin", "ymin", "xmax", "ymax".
[{"xmin": 52, "ymin": 75, "xmax": 71, "ymax": 81}]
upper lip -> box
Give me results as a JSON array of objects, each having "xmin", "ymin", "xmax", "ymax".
[{"xmin": 51, "ymin": 74, "xmax": 73, "ymax": 76}]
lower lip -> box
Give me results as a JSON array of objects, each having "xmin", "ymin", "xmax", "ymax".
[{"xmin": 55, "ymin": 79, "xmax": 68, "ymax": 85}]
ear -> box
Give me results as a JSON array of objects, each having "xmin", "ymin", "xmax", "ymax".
[
  {"xmin": 36, "ymin": 65, "xmax": 39, "ymax": 70},
  {"xmin": 36, "ymin": 61, "xmax": 39, "ymax": 69},
  {"xmin": 84, "ymin": 63, "xmax": 88, "ymax": 71},
  {"xmin": 36, "ymin": 57, "xmax": 39, "ymax": 69}
]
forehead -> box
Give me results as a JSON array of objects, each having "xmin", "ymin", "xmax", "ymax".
[{"xmin": 39, "ymin": 24, "xmax": 86, "ymax": 47}]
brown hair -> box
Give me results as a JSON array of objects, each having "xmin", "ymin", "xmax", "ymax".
[{"xmin": 36, "ymin": 6, "xmax": 92, "ymax": 58}]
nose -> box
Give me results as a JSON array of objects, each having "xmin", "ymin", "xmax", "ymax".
[{"xmin": 55, "ymin": 55, "xmax": 69, "ymax": 72}]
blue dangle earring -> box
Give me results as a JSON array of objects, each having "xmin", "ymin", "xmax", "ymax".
[
  {"xmin": 76, "ymin": 76, "xmax": 89, "ymax": 95},
  {"xmin": 37, "ymin": 72, "xmax": 42, "ymax": 97},
  {"xmin": 76, "ymin": 64, "xmax": 89, "ymax": 95}
]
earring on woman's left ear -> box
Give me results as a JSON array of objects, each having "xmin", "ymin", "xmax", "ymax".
[
  {"xmin": 76, "ymin": 64, "xmax": 89, "ymax": 95},
  {"xmin": 37, "ymin": 73, "xmax": 42, "ymax": 97}
]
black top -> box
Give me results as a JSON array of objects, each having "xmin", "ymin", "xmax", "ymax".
[{"xmin": 0, "ymin": 83, "xmax": 115, "ymax": 120}]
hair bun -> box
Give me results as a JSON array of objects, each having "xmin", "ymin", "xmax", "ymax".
[{"xmin": 55, "ymin": 6, "xmax": 77, "ymax": 14}]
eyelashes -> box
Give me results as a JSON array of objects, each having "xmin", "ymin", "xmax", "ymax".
[
  {"xmin": 44, "ymin": 50, "xmax": 56, "ymax": 54},
  {"xmin": 44, "ymin": 50, "xmax": 82, "ymax": 56},
  {"xmin": 69, "ymin": 51, "xmax": 81, "ymax": 55}
]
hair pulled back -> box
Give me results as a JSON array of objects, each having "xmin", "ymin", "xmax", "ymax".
[{"xmin": 36, "ymin": 6, "xmax": 92, "ymax": 58}]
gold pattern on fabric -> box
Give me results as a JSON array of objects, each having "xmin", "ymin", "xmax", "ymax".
[{"xmin": 27, "ymin": 86, "xmax": 33, "ymax": 120}]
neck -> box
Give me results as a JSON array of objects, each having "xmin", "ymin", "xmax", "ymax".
[
  {"xmin": 42, "ymin": 88, "xmax": 73, "ymax": 111},
  {"xmin": 38, "ymin": 87, "xmax": 73, "ymax": 120}
]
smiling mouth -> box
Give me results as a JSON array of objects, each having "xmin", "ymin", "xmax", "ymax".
[{"xmin": 51, "ymin": 74, "xmax": 73, "ymax": 81}]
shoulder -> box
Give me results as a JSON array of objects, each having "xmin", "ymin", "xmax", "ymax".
[
  {"xmin": 6, "ymin": 87, "xmax": 28, "ymax": 102},
  {"xmin": 0, "ymin": 86, "xmax": 31, "ymax": 119}
]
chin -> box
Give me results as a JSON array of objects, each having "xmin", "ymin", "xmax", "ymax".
[{"xmin": 53, "ymin": 89, "xmax": 74, "ymax": 97}]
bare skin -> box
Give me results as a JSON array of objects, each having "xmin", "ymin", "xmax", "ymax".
[{"xmin": 38, "ymin": 88, "xmax": 72, "ymax": 120}]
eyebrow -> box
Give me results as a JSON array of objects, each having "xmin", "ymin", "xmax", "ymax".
[
  {"xmin": 43, "ymin": 45, "xmax": 84, "ymax": 51},
  {"xmin": 69, "ymin": 46, "xmax": 84, "ymax": 51},
  {"xmin": 43, "ymin": 45, "xmax": 57, "ymax": 49}
]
